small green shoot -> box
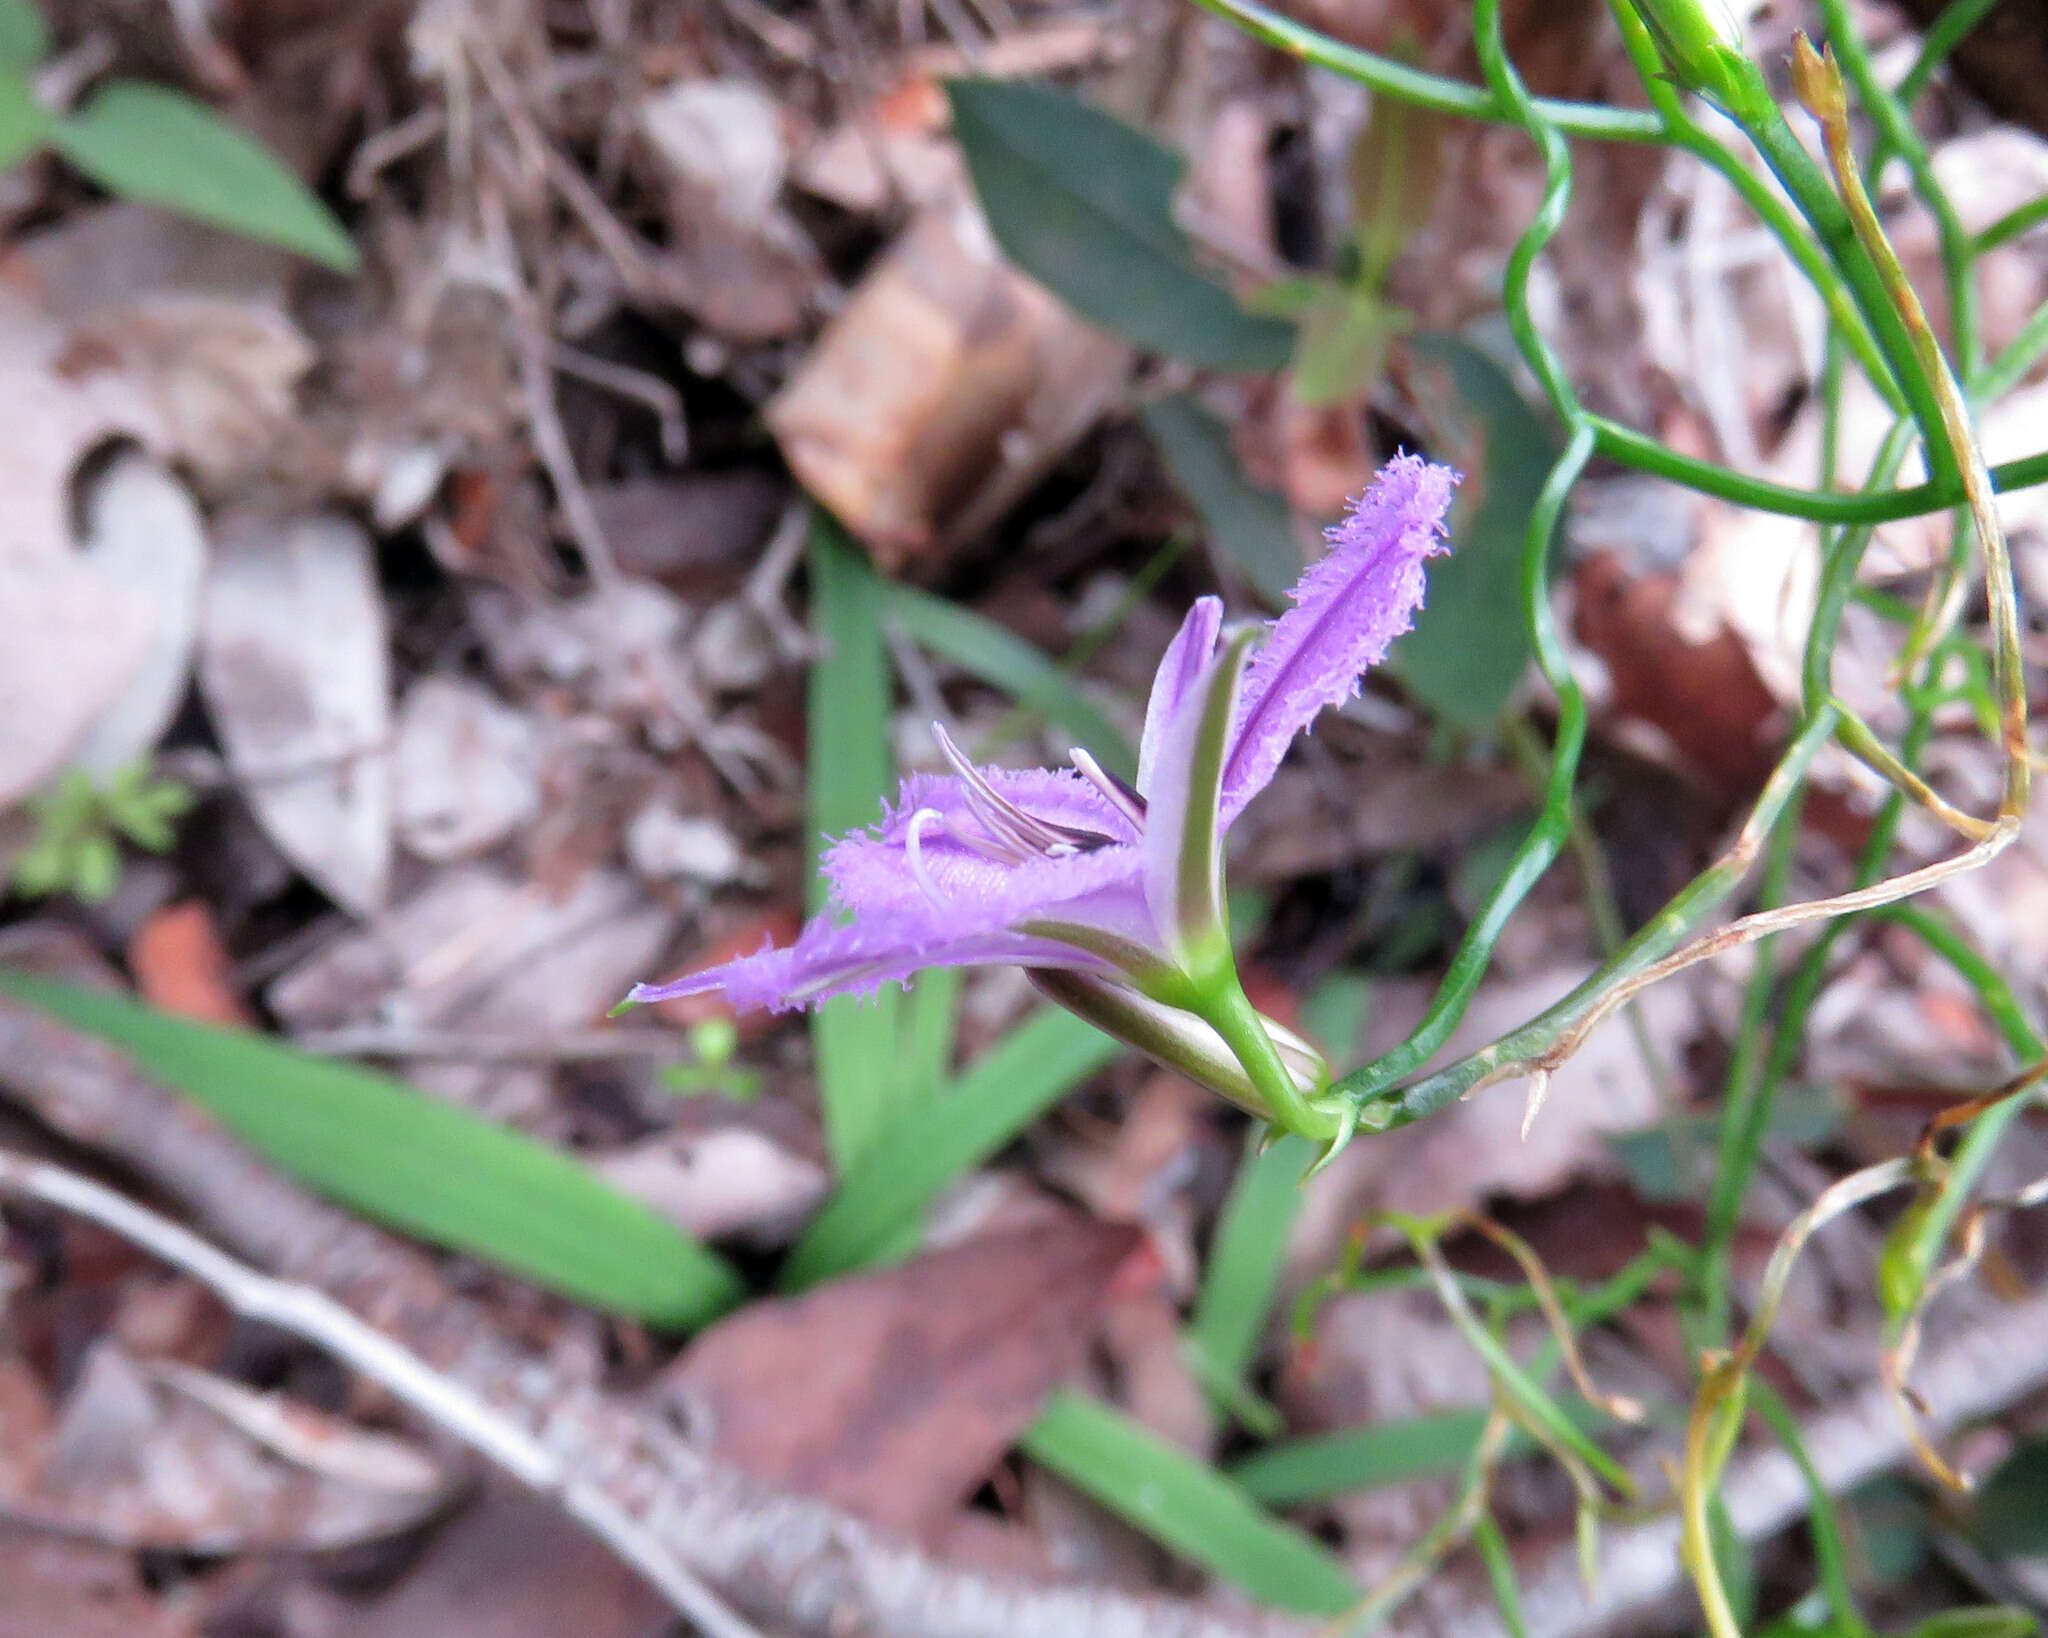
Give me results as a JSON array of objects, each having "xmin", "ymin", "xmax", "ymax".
[{"xmin": 9, "ymin": 764, "xmax": 193, "ymax": 904}]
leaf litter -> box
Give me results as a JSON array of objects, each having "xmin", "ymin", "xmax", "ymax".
[{"xmin": 1, "ymin": 0, "xmax": 2047, "ymax": 1633}]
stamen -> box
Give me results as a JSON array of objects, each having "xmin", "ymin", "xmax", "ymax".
[
  {"xmin": 1069, "ymin": 747, "xmax": 1147, "ymax": 831},
  {"xmin": 903, "ymin": 808, "xmax": 951, "ymax": 907},
  {"xmin": 931, "ymin": 722, "xmax": 1126, "ymax": 858}
]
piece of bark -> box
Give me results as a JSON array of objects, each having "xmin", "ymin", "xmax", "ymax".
[
  {"xmin": 767, "ymin": 200, "xmax": 1130, "ymax": 572},
  {"xmin": 0, "ymin": 926, "xmax": 1306, "ymax": 1638}
]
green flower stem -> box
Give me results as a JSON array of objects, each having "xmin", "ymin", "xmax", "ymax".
[
  {"xmin": 1181, "ymin": 0, "xmax": 1664, "ymax": 141},
  {"xmin": 1878, "ymin": 903, "xmax": 2042, "ymax": 1060},
  {"xmin": 1201, "ymin": 973, "xmax": 1344, "ymax": 1143},
  {"xmin": 1896, "ymin": 0, "xmax": 2003, "ymax": 108}
]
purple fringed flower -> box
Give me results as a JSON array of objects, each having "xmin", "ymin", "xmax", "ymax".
[{"xmin": 627, "ymin": 455, "xmax": 1457, "ymax": 1132}]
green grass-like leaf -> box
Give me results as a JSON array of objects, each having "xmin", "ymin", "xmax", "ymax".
[
  {"xmin": 947, "ymin": 78, "xmax": 1293, "ymax": 372},
  {"xmin": 1021, "ymin": 1389, "xmax": 1360, "ymax": 1614},
  {"xmin": 1229, "ymin": 1410, "xmax": 1489, "ymax": 1505},
  {"xmin": 0, "ymin": 972, "xmax": 744, "ymax": 1327},
  {"xmin": 807, "ymin": 518, "xmax": 910, "ymax": 1171},
  {"xmin": 1185, "ymin": 1131, "xmax": 1315, "ymax": 1398},
  {"xmin": 0, "ymin": 0, "xmax": 47, "ymax": 70},
  {"xmin": 781, "ymin": 1006, "xmax": 1117, "ymax": 1289},
  {"xmin": 51, "ymin": 82, "xmax": 357, "ymax": 271}
]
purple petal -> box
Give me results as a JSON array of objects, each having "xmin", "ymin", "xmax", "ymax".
[
  {"xmin": 1138, "ymin": 595, "xmax": 1222, "ymax": 797},
  {"xmin": 822, "ymin": 767, "xmax": 1139, "ymax": 923},
  {"xmin": 1220, "ymin": 454, "xmax": 1457, "ymax": 822},
  {"xmin": 1140, "ymin": 631, "xmax": 1251, "ymax": 964},
  {"xmin": 626, "ymin": 906, "xmax": 1119, "ymax": 1014}
]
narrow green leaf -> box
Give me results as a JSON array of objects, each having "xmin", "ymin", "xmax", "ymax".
[
  {"xmin": 0, "ymin": 0, "xmax": 47, "ymax": 70},
  {"xmin": 1186, "ymin": 1132, "xmax": 1315, "ymax": 1395},
  {"xmin": 0, "ymin": 64, "xmax": 50, "ymax": 169},
  {"xmin": 1140, "ymin": 393, "xmax": 1302, "ymax": 607},
  {"xmin": 807, "ymin": 518, "xmax": 905, "ymax": 1171},
  {"xmin": 1021, "ymin": 1389, "xmax": 1360, "ymax": 1614},
  {"xmin": 1229, "ymin": 1410, "xmax": 1488, "ymax": 1504},
  {"xmin": 0, "ymin": 972, "xmax": 744, "ymax": 1327},
  {"xmin": 876, "ymin": 577, "xmax": 1136, "ymax": 782},
  {"xmin": 1396, "ymin": 332, "xmax": 1562, "ymax": 728},
  {"xmin": 51, "ymin": 82, "xmax": 357, "ymax": 271},
  {"xmin": 946, "ymin": 78, "xmax": 1293, "ymax": 372},
  {"xmin": 781, "ymin": 1007, "xmax": 1117, "ymax": 1289}
]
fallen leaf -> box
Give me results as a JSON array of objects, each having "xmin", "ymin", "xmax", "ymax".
[
  {"xmin": 664, "ymin": 1215, "xmax": 1146, "ymax": 1537},
  {"xmin": 392, "ymin": 676, "xmax": 541, "ymax": 863},
  {"xmin": 5, "ymin": 1345, "xmax": 447, "ymax": 1553},
  {"xmin": 199, "ymin": 513, "xmax": 392, "ymax": 917},
  {"xmin": 329, "ymin": 1489, "xmax": 665, "ymax": 1638},
  {"xmin": 0, "ymin": 552, "xmax": 156, "ymax": 806},
  {"xmin": 1574, "ymin": 547, "xmax": 1783, "ymax": 799},
  {"xmin": 127, "ymin": 901, "xmax": 251, "ymax": 1028},
  {"xmin": 768, "ymin": 201, "xmax": 1129, "ymax": 570},
  {"xmin": 0, "ymin": 1525, "xmax": 187, "ymax": 1638},
  {"xmin": 69, "ymin": 454, "xmax": 209, "ymax": 777}
]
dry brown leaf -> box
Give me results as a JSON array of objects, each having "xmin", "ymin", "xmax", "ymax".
[
  {"xmin": 0, "ymin": 1524, "xmax": 189, "ymax": 1638},
  {"xmin": 663, "ymin": 1215, "xmax": 1147, "ymax": 1538},
  {"xmin": 593, "ymin": 1125, "xmax": 828, "ymax": 1246},
  {"xmin": 768, "ymin": 201, "xmax": 1130, "ymax": 571},
  {"xmin": 127, "ymin": 901, "xmax": 252, "ymax": 1029},
  {"xmin": 329, "ymin": 1489, "xmax": 667, "ymax": 1638}
]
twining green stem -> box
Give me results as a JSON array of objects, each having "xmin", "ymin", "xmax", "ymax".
[
  {"xmin": 1876, "ymin": 902, "xmax": 2043, "ymax": 1060},
  {"xmin": 1330, "ymin": 0, "xmax": 1592, "ymax": 1111},
  {"xmin": 1181, "ymin": 0, "xmax": 1663, "ymax": 141},
  {"xmin": 1731, "ymin": 86, "xmax": 1960, "ymax": 490},
  {"xmin": 1586, "ymin": 416, "xmax": 2048, "ymax": 524},
  {"xmin": 1349, "ymin": 706, "xmax": 1840, "ymax": 1129}
]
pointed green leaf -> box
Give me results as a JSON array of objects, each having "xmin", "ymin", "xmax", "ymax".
[
  {"xmin": 0, "ymin": 0, "xmax": 47, "ymax": 70},
  {"xmin": 1021, "ymin": 1390, "xmax": 1359, "ymax": 1613},
  {"xmin": 947, "ymin": 78, "xmax": 1293, "ymax": 371},
  {"xmin": 0, "ymin": 972, "xmax": 745, "ymax": 1327},
  {"xmin": 52, "ymin": 82, "xmax": 357, "ymax": 270}
]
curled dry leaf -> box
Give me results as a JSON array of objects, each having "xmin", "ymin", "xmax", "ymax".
[
  {"xmin": 768, "ymin": 200, "xmax": 1130, "ymax": 571},
  {"xmin": 199, "ymin": 514, "xmax": 393, "ymax": 917},
  {"xmin": 0, "ymin": 286, "xmax": 165, "ymax": 804}
]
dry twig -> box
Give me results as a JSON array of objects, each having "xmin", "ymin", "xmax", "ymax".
[{"xmin": 0, "ymin": 1145, "xmax": 762, "ymax": 1638}]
